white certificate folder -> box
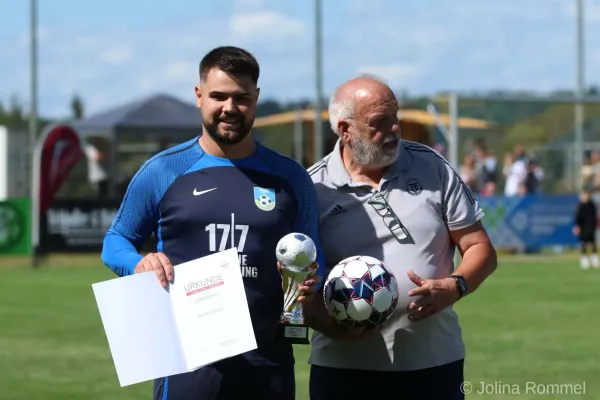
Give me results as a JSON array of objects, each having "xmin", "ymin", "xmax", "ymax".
[{"xmin": 92, "ymin": 248, "xmax": 257, "ymax": 387}]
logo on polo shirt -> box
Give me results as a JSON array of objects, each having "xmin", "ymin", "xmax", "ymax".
[{"xmin": 405, "ymin": 178, "xmax": 423, "ymax": 196}]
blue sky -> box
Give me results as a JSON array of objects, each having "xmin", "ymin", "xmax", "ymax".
[{"xmin": 1, "ymin": 0, "xmax": 600, "ymax": 118}]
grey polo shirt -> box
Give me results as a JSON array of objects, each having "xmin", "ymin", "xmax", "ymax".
[{"xmin": 308, "ymin": 139, "xmax": 484, "ymax": 371}]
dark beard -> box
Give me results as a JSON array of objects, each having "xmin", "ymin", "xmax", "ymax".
[{"xmin": 203, "ymin": 118, "xmax": 253, "ymax": 145}]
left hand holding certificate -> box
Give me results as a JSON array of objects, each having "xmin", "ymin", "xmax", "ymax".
[
  {"xmin": 92, "ymin": 248, "xmax": 257, "ymax": 387},
  {"xmin": 133, "ymin": 251, "xmax": 174, "ymax": 287}
]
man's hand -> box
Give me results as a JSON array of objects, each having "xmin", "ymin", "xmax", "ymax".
[
  {"xmin": 277, "ymin": 261, "xmax": 322, "ymax": 303},
  {"xmin": 406, "ymin": 269, "xmax": 460, "ymax": 322},
  {"xmin": 405, "ymin": 221, "xmax": 497, "ymax": 323},
  {"xmin": 134, "ymin": 252, "xmax": 173, "ymax": 288},
  {"xmin": 297, "ymin": 262, "xmax": 322, "ymax": 303},
  {"xmin": 573, "ymin": 226, "xmax": 580, "ymax": 236}
]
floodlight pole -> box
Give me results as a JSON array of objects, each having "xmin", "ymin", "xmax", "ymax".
[
  {"xmin": 575, "ymin": 0, "xmax": 585, "ymax": 192},
  {"xmin": 448, "ymin": 92, "xmax": 461, "ymax": 267},
  {"xmin": 30, "ymin": 0, "xmax": 39, "ymax": 267},
  {"xmin": 313, "ymin": 0, "xmax": 324, "ymax": 164},
  {"xmin": 29, "ymin": 0, "xmax": 38, "ymax": 174},
  {"xmin": 448, "ymin": 93, "xmax": 459, "ymax": 170}
]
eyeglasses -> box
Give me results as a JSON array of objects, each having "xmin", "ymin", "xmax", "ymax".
[{"xmin": 367, "ymin": 190, "xmax": 410, "ymax": 241}]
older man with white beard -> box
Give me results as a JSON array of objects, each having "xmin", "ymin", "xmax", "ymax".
[{"xmin": 303, "ymin": 76, "xmax": 498, "ymax": 400}]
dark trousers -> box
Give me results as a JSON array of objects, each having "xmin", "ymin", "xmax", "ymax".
[
  {"xmin": 579, "ymin": 228, "xmax": 597, "ymax": 253},
  {"xmin": 310, "ymin": 359, "xmax": 465, "ymax": 400},
  {"xmin": 154, "ymin": 357, "xmax": 295, "ymax": 400},
  {"xmin": 580, "ymin": 240, "xmax": 597, "ymax": 253}
]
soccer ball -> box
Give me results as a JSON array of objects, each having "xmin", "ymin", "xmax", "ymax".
[
  {"xmin": 275, "ymin": 233, "xmax": 317, "ymax": 271},
  {"xmin": 323, "ymin": 255, "xmax": 399, "ymax": 328}
]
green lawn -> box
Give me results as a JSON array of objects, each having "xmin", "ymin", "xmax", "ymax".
[{"xmin": 1, "ymin": 255, "xmax": 599, "ymax": 399}]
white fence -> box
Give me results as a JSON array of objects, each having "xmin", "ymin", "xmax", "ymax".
[{"xmin": 0, "ymin": 126, "xmax": 29, "ymax": 199}]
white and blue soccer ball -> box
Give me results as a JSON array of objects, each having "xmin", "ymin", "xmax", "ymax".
[
  {"xmin": 276, "ymin": 233, "xmax": 317, "ymax": 271},
  {"xmin": 324, "ymin": 255, "xmax": 399, "ymax": 328}
]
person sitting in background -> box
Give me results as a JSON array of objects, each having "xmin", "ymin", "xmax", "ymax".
[{"xmin": 573, "ymin": 189, "xmax": 599, "ymax": 269}]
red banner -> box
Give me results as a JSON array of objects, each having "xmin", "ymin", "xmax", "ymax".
[{"xmin": 39, "ymin": 125, "xmax": 84, "ymax": 215}]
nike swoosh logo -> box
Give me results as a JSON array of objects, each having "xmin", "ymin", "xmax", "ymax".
[{"xmin": 193, "ymin": 188, "xmax": 217, "ymax": 196}]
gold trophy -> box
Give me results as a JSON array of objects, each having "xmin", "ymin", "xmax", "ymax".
[{"xmin": 276, "ymin": 233, "xmax": 317, "ymax": 345}]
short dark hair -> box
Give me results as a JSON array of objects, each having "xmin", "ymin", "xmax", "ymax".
[{"xmin": 199, "ymin": 46, "xmax": 260, "ymax": 84}]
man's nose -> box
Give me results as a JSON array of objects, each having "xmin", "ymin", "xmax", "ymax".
[{"xmin": 222, "ymin": 98, "xmax": 238, "ymax": 113}]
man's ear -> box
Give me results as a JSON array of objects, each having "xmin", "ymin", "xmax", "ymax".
[
  {"xmin": 194, "ymin": 85, "xmax": 202, "ymax": 108},
  {"xmin": 255, "ymin": 87, "xmax": 260, "ymax": 102},
  {"xmin": 338, "ymin": 121, "xmax": 351, "ymax": 142}
]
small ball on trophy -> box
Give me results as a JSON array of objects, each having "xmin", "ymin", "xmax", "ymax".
[{"xmin": 275, "ymin": 233, "xmax": 317, "ymax": 272}]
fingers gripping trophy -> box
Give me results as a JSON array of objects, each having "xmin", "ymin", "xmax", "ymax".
[{"xmin": 276, "ymin": 233, "xmax": 317, "ymax": 345}]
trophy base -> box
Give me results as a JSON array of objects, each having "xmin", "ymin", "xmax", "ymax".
[{"xmin": 279, "ymin": 323, "xmax": 310, "ymax": 345}]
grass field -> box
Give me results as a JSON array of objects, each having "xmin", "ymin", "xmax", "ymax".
[{"xmin": 1, "ymin": 254, "xmax": 599, "ymax": 399}]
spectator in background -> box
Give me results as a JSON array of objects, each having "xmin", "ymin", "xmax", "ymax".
[
  {"xmin": 84, "ymin": 139, "xmax": 108, "ymax": 198},
  {"xmin": 532, "ymin": 158, "xmax": 544, "ymax": 190},
  {"xmin": 573, "ymin": 189, "xmax": 599, "ymax": 269},
  {"xmin": 581, "ymin": 152, "xmax": 595, "ymax": 191},
  {"xmin": 503, "ymin": 152, "xmax": 526, "ymax": 196},
  {"xmin": 513, "ymin": 143, "xmax": 529, "ymax": 163},
  {"xmin": 587, "ymin": 150, "xmax": 600, "ymax": 192},
  {"xmin": 521, "ymin": 159, "xmax": 541, "ymax": 194},
  {"xmin": 460, "ymin": 153, "xmax": 479, "ymax": 194},
  {"xmin": 473, "ymin": 139, "xmax": 498, "ymax": 196}
]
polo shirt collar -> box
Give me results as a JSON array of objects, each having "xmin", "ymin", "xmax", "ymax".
[{"xmin": 327, "ymin": 139, "xmax": 412, "ymax": 188}]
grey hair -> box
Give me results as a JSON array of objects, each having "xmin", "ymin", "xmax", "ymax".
[
  {"xmin": 328, "ymin": 97, "xmax": 355, "ymax": 136},
  {"xmin": 328, "ymin": 74, "xmax": 389, "ymax": 135}
]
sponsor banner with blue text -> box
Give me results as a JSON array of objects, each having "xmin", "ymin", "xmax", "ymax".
[{"xmin": 478, "ymin": 194, "xmax": 581, "ymax": 248}]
